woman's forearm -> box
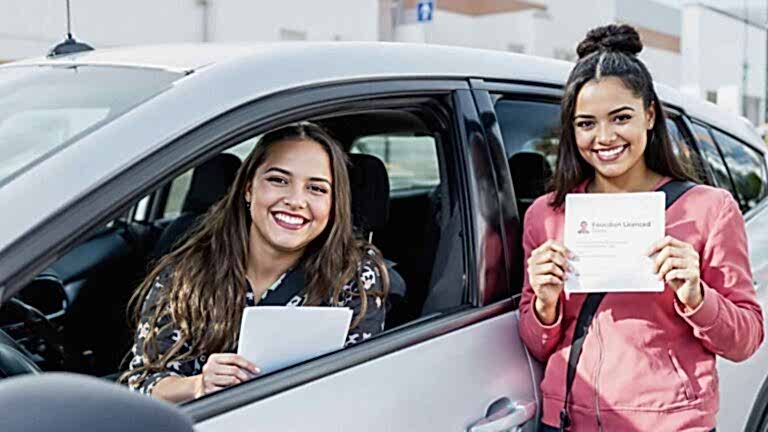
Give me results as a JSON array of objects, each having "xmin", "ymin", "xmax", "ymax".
[{"xmin": 150, "ymin": 375, "xmax": 201, "ymax": 403}]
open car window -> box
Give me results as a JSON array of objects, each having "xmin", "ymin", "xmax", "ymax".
[{"xmin": 0, "ymin": 95, "xmax": 466, "ymax": 390}]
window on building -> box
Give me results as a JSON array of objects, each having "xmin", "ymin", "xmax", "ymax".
[
  {"xmin": 706, "ymin": 91, "xmax": 718, "ymax": 104},
  {"xmin": 279, "ymin": 28, "xmax": 307, "ymax": 41},
  {"xmin": 710, "ymin": 128, "xmax": 767, "ymax": 211},
  {"xmin": 742, "ymin": 95, "xmax": 762, "ymax": 127},
  {"xmin": 506, "ymin": 43, "xmax": 525, "ymax": 54}
]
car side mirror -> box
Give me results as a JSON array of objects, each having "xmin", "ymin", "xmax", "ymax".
[{"xmin": 0, "ymin": 373, "xmax": 193, "ymax": 432}]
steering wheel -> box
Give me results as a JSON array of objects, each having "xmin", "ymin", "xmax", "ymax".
[
  {"xmin": 0, "ymin": 327, "xmax": 41, "ymax": 377},
  {"xmin": 0, "ymin": 271, "xmax": 70, "ymax": 377}
]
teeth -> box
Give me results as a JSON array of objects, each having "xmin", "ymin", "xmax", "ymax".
[
  {"xmin": 598, "ymin": 146, "xmax": 624, "ymax": 157},
  {"xmin": 274, "ymin": 213, "xmax": 304, "ymax": 225}
]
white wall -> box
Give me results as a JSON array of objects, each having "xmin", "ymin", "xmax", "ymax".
[
  {"xmin": 212, "ymin": 0, "xmax": 378, "ymax": 42},
  {"xmin": 425, "ymin": 10, "xmax": 474, "ymax": 47},
  {"xmin": 530, "ymin": 0, "xmax": 617, "ymax": 60},
  {"xmin": 640, "ymin": 46, "xmax": 681, "ymax": 88},
  {"xmin": 470, "ymin": 11, "xmax": 536, "ymax": 52},
  {"xmin": 0, "ymin": 0, "xmax": 202, "ymax": 59},
  {"xmin": 0, "ymin": 0, "xmax": 378, "ymax": 60},
  {"xmin": 427, "ymin": 0, "xmax": 617, "ymax": 58},
  {"xmin": 682, "ymin": 4, "xmax": 766, "ymax": 123},
  {"xmin": 426, "ymin": 10, "xmax": 534, "ymax": 52}
]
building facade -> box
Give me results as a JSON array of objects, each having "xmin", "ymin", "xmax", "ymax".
[
  {"xmin": 387, "ymin": 0, "xmax": 766, "ymax": 125},
  {"xmin": 1, "ymin": 0, "xmax": 765, "ymax": 125},
  {"xmin": 0, "ymin": 0, "xmax": 379, "ymax": 61}
]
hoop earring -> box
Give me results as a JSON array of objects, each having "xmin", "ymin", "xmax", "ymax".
[{"xmin": 246, "ymin": 201, "xmax": 251, "ymax": 210}]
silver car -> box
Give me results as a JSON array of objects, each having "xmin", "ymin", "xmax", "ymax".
[{"xmin": 0, "ymin": 43, "xmax": 766, "ymax": 431}]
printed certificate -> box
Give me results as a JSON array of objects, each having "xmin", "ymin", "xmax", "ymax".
[{"xmin": 564, "ymin": 192, "xmax": 665, "ymax": 293}]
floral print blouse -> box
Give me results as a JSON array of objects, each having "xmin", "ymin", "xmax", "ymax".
[{"xmin": 124, "ymin": 261, "xmax": 385, "ymax": 395}]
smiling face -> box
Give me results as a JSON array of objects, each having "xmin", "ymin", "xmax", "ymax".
[
  {"xmin": 244, "ymin": 138, "xmax": 333, "ymax": 257},
  {"xmin": 573, "ymin": 76, "xmax": 656, "ymax": 186}
]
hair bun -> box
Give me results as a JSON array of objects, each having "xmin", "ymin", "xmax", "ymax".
[{"xmin": 576, "ymin": 24, "xmax": 643, "ymax": 59}]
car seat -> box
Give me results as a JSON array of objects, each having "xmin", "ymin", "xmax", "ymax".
[
  {"xmin": 507, "ymin": 152, "xmax": 553, "ymax": 218},
  {"xmin": 347, "ymin": 154, "xmax": 407, "ymax": 318},
  {"xmin": 151, "ymin": 153, "xmax": 241, "ymax": 258}
]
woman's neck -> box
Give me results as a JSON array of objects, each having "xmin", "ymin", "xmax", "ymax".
[
  {"xmin": 245, "ymin": 237, "xmax": 303, "ymax": 293},
  {"xmin": 588, "ymin": 166, "xmax": 663, "ymax": 194}
]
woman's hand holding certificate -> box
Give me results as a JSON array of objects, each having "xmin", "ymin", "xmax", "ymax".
[
  {"xmin": 647, "ymin": 235, "xmax": 703, "ymax": 311},
  {"xmin": 564, "ymin": 192, "xmax": 665, "ymax": 293},
  {"xmin": 527, "ymin": 240, "xmax": 573, "ymax": 325}
]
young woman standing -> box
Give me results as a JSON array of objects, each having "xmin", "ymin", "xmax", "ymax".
[{"xmin": 518, "ymin": 25, "xmax": 764, "ymax": 431}]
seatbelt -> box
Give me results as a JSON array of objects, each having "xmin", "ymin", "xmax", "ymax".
[{"xmin": 559, "ymin": 180, "xmax": 696, "ymax": 431}]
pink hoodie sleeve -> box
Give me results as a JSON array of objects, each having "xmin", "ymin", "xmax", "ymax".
[
  {"xmin": 518, "ymin": 204, "xmax": 565, "ymax": 362},
  {"xmin": 674, "ymin": 191, "xmax": 765, "ymax": 362}
]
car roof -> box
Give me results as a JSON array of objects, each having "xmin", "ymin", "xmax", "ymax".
[{"xmin": 6, "ymin": 42, "xmax": 760, "ymax": 148}]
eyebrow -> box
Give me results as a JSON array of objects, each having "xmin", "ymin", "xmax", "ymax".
[
  {"xmin": 265, "ymin": 166, "xmax": 332, "ymax": 185},
  {"xmin": 574, "ymin": 105, "xmax": 635, "ymax": 120}
]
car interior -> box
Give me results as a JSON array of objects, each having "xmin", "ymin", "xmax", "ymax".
[{"xmin": 0, "ymin": 98, "xmax": 467, "ymax": 383}]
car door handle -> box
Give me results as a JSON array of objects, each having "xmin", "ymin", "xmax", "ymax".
[{"xmin": 467, "ymin": 399, "xmax": 536, "ymax": 432}]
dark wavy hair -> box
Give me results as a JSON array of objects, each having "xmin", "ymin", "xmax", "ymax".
[
  {"xmin": 120, "ymin": 122, "xmax": 388, "ymax": 384},
  {"xmin": 550, "ymin": 24, "xmax": 696, "ymax": 207}
]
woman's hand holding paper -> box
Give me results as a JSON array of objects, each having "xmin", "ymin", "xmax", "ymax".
[
  {"xmin": 528, "ymin": 240, "xmax": 572, "ymax": 325},
  {"xmin": 648, "ymin": 235, "xmax": 703, "ymax": 311},
  {"xmin": 194, "ymin": 353, "xmax": 260, "ymax": 398}
]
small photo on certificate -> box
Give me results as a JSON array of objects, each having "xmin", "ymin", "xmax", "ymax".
[{"xmin": 564, "ymin": 192, "xmax": 665, "ymax": 293}]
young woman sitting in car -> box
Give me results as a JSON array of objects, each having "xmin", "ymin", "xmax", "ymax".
[
  {"xmin": 518, "ymin": 25, "xmax": 763, "ymax": 431},
  {"xmin": 120, "ymin": 123, "xmax": 389, "ymax": 402}
]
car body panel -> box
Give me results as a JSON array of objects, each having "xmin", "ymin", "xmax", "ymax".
[
  {"xmin": 719, "ymin": 202, "xmax": 768, "ymax": 431},
  {"xmin": 195, "ymin": 309, "xmax": 537, "ymax": 432}
]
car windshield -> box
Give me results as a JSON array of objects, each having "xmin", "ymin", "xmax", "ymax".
[{"xmin": 0, "ymin": 65, "xmax": 182, "ymax": 187}]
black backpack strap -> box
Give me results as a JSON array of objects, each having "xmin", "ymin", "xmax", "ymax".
[
  {"xmin": 559, "ymin": 292, "xmax": 605, "ymax": 430},
  {"xmin": 657, "ymin": 180, "xmax": 697, "ymax": 209},
  {"xmin": 559, "ymin": 179, "xmax": 697, "ymax": 431}
]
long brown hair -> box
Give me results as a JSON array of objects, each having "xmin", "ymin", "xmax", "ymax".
[
  {"xmin": 121, "ymin": 122, "xmax": 388, "ymax": 383},
  {"xmin": 550, "ymin": 24, "xmax": 696, "ymax": 208}
]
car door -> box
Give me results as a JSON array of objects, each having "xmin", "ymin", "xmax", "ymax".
[
  {"xmin": 182, "ymin": 82, "xmax": 539, "ymax": 431},
  {"xmin": 687, "ymin": 121, "xmax": 768, "ymax": 432}
]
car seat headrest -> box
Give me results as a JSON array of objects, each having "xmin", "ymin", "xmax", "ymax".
[
  {"xmin": 182, "ymin": 153, "xmax": 242, "ymax": 214},
  {"xmin": 508, "ymin": 152, "xmax": 553, "ymax": 200},
  {"xmin": 348, "ymin": 153, "xmax": 390, "ymax": 234}
]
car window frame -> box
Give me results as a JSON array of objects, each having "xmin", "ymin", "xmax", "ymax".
[
  {"xmin": 664, "ymin": 109, "xmax": 712, "ymax": 185},
  {"xmin": 469, "ymin": 79, "xmax": 564, "ymax": 305},
  {"xmin": 707, "ymin": 124, "xmax": 768, "ymax": 214}
]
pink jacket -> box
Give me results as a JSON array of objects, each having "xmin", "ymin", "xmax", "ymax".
[{"xmin": 518, "ymin": 179, "xmax": 764, "ymax": 431}]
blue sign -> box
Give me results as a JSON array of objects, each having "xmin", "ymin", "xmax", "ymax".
[{"xmin": 417, "ymin": 1, "xmax": 434, "ymax": 22}]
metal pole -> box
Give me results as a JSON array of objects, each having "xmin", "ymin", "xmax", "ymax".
[
  {"xmin": 197, "ymin": 0, "xmax": 210, "ymax": 42},
  {"xmin": 66, "ymin": 0, "xmax": 72, "ymax": 38},
  {"xmin": 743, "ymin": 0, "xmax": 749, "ymax": 118}
]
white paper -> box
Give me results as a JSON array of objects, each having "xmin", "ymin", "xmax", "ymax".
[
  {"xmin": 237, "ymin": 306, "xmax": 353, "ymax": 374},
  {"xmin": 564, "ymin": 192, "xmax": 665, "ymax": 293}
]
